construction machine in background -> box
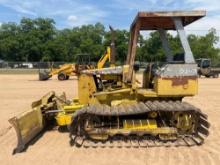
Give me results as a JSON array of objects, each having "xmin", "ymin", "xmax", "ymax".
[
  {"xmin": 196, "ymin": 58, "xmax": 220, "ymax": 78},
  {"xmin": 9, "ymin": 10, "xmax": 209, "ymax": 154},
  {"xmin": 39, "ymin": 26, "xmax": 116, "ymax": 81},
  {"xmin": 39, "ymin": 54, "xmax": 94, "ymax": 81},
  {"xmin": 38, "ymin": 49, "xmax": 113, "ymax": 81},
  {"xmin": 97, "ymin": 47, "xmax": 114, "ymax": 69}
]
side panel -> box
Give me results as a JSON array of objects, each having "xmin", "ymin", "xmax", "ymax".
[
  {"xmin": 78, "ymin": 74, "xmax": 98, "ymax": 105},
  {"xmin": 154, "ymin": 64, "xmax": 198, "ymax": 96},
  {"xmin": 155, "ymin": 78, "xmax": 198, "ymax": 96}
]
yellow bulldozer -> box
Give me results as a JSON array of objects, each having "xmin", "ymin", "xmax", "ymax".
[{"xmin": 9, "ymin": 10, "xmax": 209, "ymax": 154}]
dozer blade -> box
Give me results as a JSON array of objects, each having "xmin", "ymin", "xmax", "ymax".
[
  {"xmin": 9, "ymin": 91, "xmax": 56, "ymax": 154},
  {"xmin": 9, "ymin": 107, "xmax": 43, "ymax": 154},
  {"xmin": 39, "ymin": 70, "xmax": 51, "ymax": 81}
]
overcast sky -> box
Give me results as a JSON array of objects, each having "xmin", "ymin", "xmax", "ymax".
[{"xmin": 0, "ymin": 0, "xmax": 220, "ymax": 33}]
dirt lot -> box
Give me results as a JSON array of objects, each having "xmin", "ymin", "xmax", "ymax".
[{"xmin": 0, "ymin": 74, "xmax": 220, "ymax": 165}]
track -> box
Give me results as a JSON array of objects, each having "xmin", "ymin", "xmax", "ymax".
[
  {"xmin": 73, "ymin": 135, "xmax": 203, "ymax": 148},
  {"xmin": 69, "ymin": 100, "xmax": 210, "ymax": 148}
]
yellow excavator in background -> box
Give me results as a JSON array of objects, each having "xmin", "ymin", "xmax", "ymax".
[
  {"xmin": 38, "ymin": 55, "xmax": 93, "ymax": 81},
  {"xmin": 39, "ymin": 50, "xmax": 109, "ymax": 81},
  {"xmin": 97, "ymin": 47, "xmax": 112, "ymax": 69},
  {"xmin": 39, "ymin": 26, "xmax": 116, "ymax": 81},
  {"xmin": 97, "ymin": 25, "xmax": 116, "ymax": 69},
  {"xmin": 9, "ymin": 11, "xmax": 209, "ymax": 154}
]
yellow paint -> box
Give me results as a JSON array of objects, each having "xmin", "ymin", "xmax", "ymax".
[
  {"xmin": 55, "ymin": 98, "xmax": 86, "ymax": 126},
  {"xmin": 63, "ymin": 104, "xmax": 84, "ymax": 111},
  {"xmin": 78, "ymin": 74, "xmax": 98, "ymax": 104},
  {"xmin": 111, "ymin": 99, "xmax": 137, "ymax": 106},
  {"xmin": 8, "ymin": 91, "xmax": 57, "ymax": 149},
  {"xmin": 49, "ymin": 64, "xmax": 76, "ymax": 77},
  {"xmin": 122, "ymin": 65, "xmax": 129, "ymax": 76},
  {"xmin": 55, "ymin": 112, "xmax": 72, "ymax": 126},
  {"xmin": 100, "ymin": 74, "xmax": 121, "ymax": 82},
  {"xmin": 123, "ymin": 119, "xmax": 157, "ymax": 130},
  {"xmin": 137, "ymin": 88, "xmax": 158, "ymax": 97},
  {"xmin": 155, "ymin": 78, "xmax": 198, "ymax": 96},
  {"xmin": 72, "ymin": 97, "xmax": 79, "ymax": 103},
  {"xmin": 56, "ymin": 103, "xmax": 85, "ymax": 126},
  {"xmin": 97, "ymin": 47, "xmax": 112, "ymax": 69}
]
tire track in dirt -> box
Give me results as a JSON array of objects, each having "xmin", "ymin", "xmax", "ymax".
[{"xmin": 0, "ymin": 126, "xmax": 12, "ymax": 137}]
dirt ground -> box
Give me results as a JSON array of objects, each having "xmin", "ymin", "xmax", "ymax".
[{"xmin": 0, "ymin": 74, "xmax": 220, "ymax": 165}]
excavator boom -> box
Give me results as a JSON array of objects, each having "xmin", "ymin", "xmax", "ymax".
[{"xmin": 97, "ymin": 47, "xmax": 111, "ymax": 69}]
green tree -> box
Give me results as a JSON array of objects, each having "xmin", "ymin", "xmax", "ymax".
[
  {"xmin": 0, "ymin": 23, "xmax": 21, "ymax": 61},
  {"xmin": 0, "ymin": 17, "xmax": 56, "ymax": 62},
  {"xmin": 188, "ymin": 28, "xmax": 220, "ymax": 66},
  {"xmin": 104, "ymin": 29, "xmax": 130, "ymax": 64},
  {"xmin": 0, "ymin": 17, "xmax": 219, "ymax": 66},
  {"xmin": 19, "ymin": 17, "xmax": 56, "ymax": 61},
  {"xmin": 140, "ymin": 31, "xmax": 166, "ymax": 62}
]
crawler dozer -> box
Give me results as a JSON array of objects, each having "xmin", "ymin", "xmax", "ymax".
[{"xmin": 9, "ymin": 10, "xmax": 210, "ymax": 154}]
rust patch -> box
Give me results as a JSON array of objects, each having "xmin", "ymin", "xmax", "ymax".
[{"xmin": 161, "ymin": 76, "xmax": 197, "ymax": 86}]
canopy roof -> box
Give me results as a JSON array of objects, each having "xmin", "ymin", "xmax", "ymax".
[{"xmin": 131, "ymin": 10, "xmax": 206, "ymax": 30}]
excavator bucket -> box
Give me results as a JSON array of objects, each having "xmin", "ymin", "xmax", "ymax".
[
  {"xmin": 9, "ymin": 91, "xmax": 56, "ymax": 154},
  {"xmin": 39, "ymin": 70, "xmax": 51, "ymax": 81}
]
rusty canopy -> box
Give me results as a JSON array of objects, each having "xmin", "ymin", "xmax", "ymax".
[
  {"xmin": 131, "ymin": 10, "xmax": 206, "ymax": 30},
  {"xmin": 125, "ymin": 10, "xmax": 206, "ymax": 82}
]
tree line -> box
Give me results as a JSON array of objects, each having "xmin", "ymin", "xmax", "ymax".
[{"xmin": 0, "ymin": 17, "xmax": 219, "ymax": 66}]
